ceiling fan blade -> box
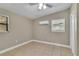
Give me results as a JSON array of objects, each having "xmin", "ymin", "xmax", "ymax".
[
  {"xmin": 46, "ymin": 4, "xmax": 53, "ymax": 8},
  {"xmin": 29, "ymin": 3, "xmax": 38, "ymax": 5}
]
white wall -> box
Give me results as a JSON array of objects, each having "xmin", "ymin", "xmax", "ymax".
[
  {"xmin": 33, "ymin": 9, "xmax": 70, "ymax": 45},
  {"xmin": 0, "ymin": 8, "xmax": 32, "ymax": 51},
  {"xmin": 70, "ymin": 4, "xmax": 77, "ymax": 55}
]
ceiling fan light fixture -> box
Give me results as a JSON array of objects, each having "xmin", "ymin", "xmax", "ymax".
[
  {"xmin": 43, "ymin": 4, "xmax": 47, "ymax": 9},
  {"xmin": 38, "ymin": 3, "xmax": 43, "ymax": 10},
  {"xmin": 38, "ymin": 3, "xmax": 47, "ymax": 10}
]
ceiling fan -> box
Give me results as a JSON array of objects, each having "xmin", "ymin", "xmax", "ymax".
[{"xmin": 29, "ymin": 3, "xmax": 53, "ymax": 10}]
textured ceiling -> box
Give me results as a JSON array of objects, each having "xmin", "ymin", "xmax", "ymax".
[{"xmin": 0, "ymin": 3, "xmax": 71, "ymax": 20}]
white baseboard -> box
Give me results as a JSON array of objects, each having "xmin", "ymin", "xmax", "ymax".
[
  {"xmin": 32, "ymin": 40, "xmax": 71, "ymax": 49},
  {"xmin": 71, "ymin": 49, "xmax": 76, "ymax": 56},
  {"xmin": 0, "ymin": 40, "xmax": 33, "ymax": 54},
  {"xmin": 0, "ymin": 40, "xmax": 71, "ymax": 55}
]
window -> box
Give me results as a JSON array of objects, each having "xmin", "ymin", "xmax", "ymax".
[
  {"xmin": 51, "ymin": 19, "xmax": 65, "ymax": 32},
  {"xmin": 0, "ymin": 16, "xmax": 9, "ymax": 32}
]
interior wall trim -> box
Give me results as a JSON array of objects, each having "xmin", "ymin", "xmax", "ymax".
[
  {"xmin": 0, "ymin": 40, "xmax": 72, "ymax": 55},
  {"xmin": 32, "ymin": 40, "xmax": 70, "ymax": 49},
  {"xmin": 0, "ymin": 40, "xmax": 33, "ymax": 54}
]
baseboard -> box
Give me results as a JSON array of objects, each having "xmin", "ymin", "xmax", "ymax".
[
  {"xmin": 71, "ymin": 50, "xmax": 75, "ymax": 56},
  {"xmin": 71, "ymin": 49, "xmax": 77, "ymax": 56},
  {"xmin": 0, "ymin": 39, "xmax": 71, "ymax": 55},
  {"xmin": 32, "ymin": 40, "xmax": 71, "ymax": 49},
  {"xmin": 0, "ymin": 40, "xmax": 33, "ymax": 54}
]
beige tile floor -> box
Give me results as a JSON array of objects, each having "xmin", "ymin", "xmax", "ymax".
[{"xmin": 0, "ymin": 42, "xmax": 73, "ymax": 56}]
